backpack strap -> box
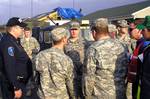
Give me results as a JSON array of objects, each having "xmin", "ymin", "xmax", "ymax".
[
  {"xmin": 134, "ymin": 42, "xmax": 143, "ymax": 55},
  {"xmin": 130, "ymin": 42, "xmax": 143, "ymax": 61}
]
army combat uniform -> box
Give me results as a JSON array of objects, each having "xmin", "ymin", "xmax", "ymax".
[
  {"xmin": 117, "ymin": 33, "xmax": 134, "ymax": 53},
  {"xmin": 65, "ymin": 38, "xmax": 88, "ymax": 98},
  {"xmin": 65, "ymin": 38, "xmax": 86, "ymax": 76},
  {"xmin": 83, "ymin": 38, "xmax": 128, "ymax": 99},
  {"xmin": 21, "ymin": 37, "xmax": 40, "ymax": 59},
  {"xmin": 35, "ymin": 47, "xmax": 75, "ymax": 99}
]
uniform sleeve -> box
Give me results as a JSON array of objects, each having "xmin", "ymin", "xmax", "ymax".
[
  {"xmin": 35, "ymin": 52, "xmax": 45, "ymax": 73},
  {"xmin": 83, "ymin": 47, "xmax": 97, "ymax": 97},
  {"xmin": 114, "ymin": 46, "xmax": 128, "ymax": 81},
  {"xmin": 2, "ymin": 43, "xmax": 22, "ymax": 88},
  {"xmin": 65, "ymin": 58, "xmax": 75, "ymax": 99},
  {"xmin": 114, "ymin": 45, "xmax": 128, "ymax": 98},
  {"xmin": 35, "ymin": 53, "xmax": 52, "ymax": 97}
]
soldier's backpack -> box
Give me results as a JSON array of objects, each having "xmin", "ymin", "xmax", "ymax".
[{"xmin": 127, "ymin": 42, "xmax": 143, "ymax": 83}]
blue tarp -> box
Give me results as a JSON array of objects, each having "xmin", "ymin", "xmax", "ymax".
[{"xmin": 55, "ymin": 7, "xmax": 83, "ymax": 19}]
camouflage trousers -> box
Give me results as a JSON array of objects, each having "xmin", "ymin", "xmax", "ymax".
[{"xmin": 126, "ymin": 82, "xmax": 132, "ymax": 99}]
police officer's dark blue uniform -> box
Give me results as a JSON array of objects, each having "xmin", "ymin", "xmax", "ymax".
[{"xmin": 0, "ymin": 17, "xmax": 33, "ymax": 99}]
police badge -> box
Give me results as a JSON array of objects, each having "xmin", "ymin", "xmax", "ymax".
[{"xmin": 8, "ymin": 47, "xmax": 14, "ymax": 56}]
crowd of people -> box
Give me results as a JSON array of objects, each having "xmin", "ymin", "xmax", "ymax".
[{"xmin": 0, "ymin": 15, "xmax": 150, "ymax": 99}]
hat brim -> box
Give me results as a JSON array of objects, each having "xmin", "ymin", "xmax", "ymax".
[
  {"xmin": 6, "ymin": 22, "xmax": 27, "ymax": 27},
  {"xmin": 18, "ymin": 22, "xmax": 27, "ymax": 28},
  {"xmin": 70, "ymin": 27, "xmax": 80, "ymax": 30}
]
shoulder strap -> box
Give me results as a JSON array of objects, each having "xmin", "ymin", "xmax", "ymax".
[{"xmin": 133, "ymin": 42, "xmax": 143, "ymax": 56}]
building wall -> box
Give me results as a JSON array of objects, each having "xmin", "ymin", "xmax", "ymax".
[{"xmin": 133, "ymin": 7, "xmax": 150, "ymax": 18}]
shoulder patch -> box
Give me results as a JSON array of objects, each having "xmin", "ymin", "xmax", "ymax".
[{"xmin": 8, "ymin": 47, "xmax": 14, "ymax": 56}]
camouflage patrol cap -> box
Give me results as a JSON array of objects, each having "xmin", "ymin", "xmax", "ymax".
[
  {"xmin": 108, "ymin": 24, "xmax": 117, "ymax": 32},
  {"xmin": 95, "ymin": 18, "xmax": 108, "ymax": 28},
  {"xmin": 51, "ymin": 27, "xmax": 67, "ymax": 41},
  {"xmin": 117, "ymin": 20, "xmax": 129, "ymax": 28},
  {"xmin": 70, "ymin": 21, "xmax": 80, "ymax": 29}
]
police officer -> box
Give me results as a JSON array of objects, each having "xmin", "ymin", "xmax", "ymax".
[{"xmin": 0, "ymin": 17, "xmax": 33, "ymax": 99}]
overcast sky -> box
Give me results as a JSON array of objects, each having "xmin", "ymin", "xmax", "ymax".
[{"xmin": 0, "ymin": 0, "xmax": 146, "ymax": 24}]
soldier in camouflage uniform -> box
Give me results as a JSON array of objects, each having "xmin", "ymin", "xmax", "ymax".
[
  {"xmin": 35, "ymin": 27, "xmax": 75, "ymax": 99},
  {"xmin": 65, "ymin": 21, "xmax": 88, "ymax": 98},
  {"xmin": 116, "ymin": 20, "xmax": 141, "ymax": 99},
  {"xmin": 83, "ymin": 18, "xmax": 128, "ymax": 99},
  {"xmin": 116, "ymin": 21, "xmax": 132, "ymax": 99},
  {"xmin": 21, "ymin": 27, "xmax": 40, "ymax": 59},
  {"xmin": 116, "ymin": 20, "xmax": 135, "ymax": 54},
  {"xmin": 108, "ymin": 24, "xmax": 118, "ymax": 39}
]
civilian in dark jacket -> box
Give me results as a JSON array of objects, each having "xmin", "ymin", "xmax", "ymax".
[{"xmin": 140, "ymin": 16, "xmax": 150, "ymax": 99}]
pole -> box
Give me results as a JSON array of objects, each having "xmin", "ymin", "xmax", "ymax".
[
  {"xmin": 73, "ymin": 0, "xmax": 75, "ymax": 9},
  {"xmin": 9, "ymin": 0, "xmax": 12, "ymax": 18}
]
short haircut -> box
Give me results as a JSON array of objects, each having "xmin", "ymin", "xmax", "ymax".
[
  {"xmin": 24, "ymin": 27, "xmax": 31, "ymax": 31},
  {"xmin": 95, "ymin": 18, "xmax": 108, "ymax": 33},
  {"xmin": 6, "ymin": 27, "xmax": 12, "ymax": 32},
  {"xmin": 53, "ymin": 36, "xmax": 66, "ymax": 45},
  {"xmin": 95, "ymin": 26, "xmax": 108, "ymax": 33}
]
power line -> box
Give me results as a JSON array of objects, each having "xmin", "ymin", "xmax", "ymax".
[
  {"xmin": 73, "ymin": 0, "xmax": 75, "ymax": 9},
  {"xmin": 31, "ymin": 0, "xmax": 33, "ymax": 17}
]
